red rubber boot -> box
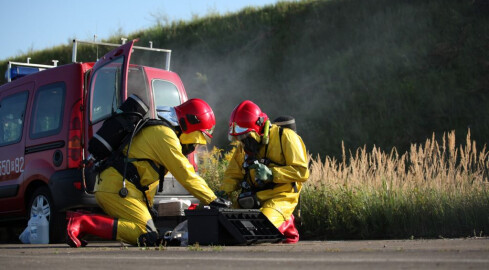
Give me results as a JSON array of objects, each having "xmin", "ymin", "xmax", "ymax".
[
  {"xmin": 66, "ymin": 211, "xmax": 117, "ymax": 248},
  {"xmin": 278, "ymin": 214, "xmax": 299, "ymax": 244}
]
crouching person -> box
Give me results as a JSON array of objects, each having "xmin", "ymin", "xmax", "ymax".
[
  {"xmin": 66, "ymin": 99, "xmax": 230, "ymax": 247},
  {"xmin": 217, "ymin": 100, "xmax": 309, "ymax": 243}
]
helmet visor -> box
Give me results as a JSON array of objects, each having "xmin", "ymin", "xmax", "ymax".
[
  {"xmin": 203, "ymin": 132, "xmax": 212, "ymax": 144},
  {"xmin": 201, "ymin": 125, "xmax": 215, "ymax": 138},
  {"xmin": 229, "ymin": 122, "xmax": 251, "ymax": 137},
  {"xmin": 227, "ymin": 130, "xmax": 261, "ymax": 143}
]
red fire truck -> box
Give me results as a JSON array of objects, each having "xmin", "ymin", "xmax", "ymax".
[{"xmin": 0, "ymin": 39, "xmax": 197, "ymax": 243}]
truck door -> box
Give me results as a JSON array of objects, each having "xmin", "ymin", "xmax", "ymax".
[
  {"xmin": 84, "ymin": 40, "xmax": 135, "ymax": 152},
  {"xmin": 0, "ymin": 83, "xmax": 32, "ymax": 214}
]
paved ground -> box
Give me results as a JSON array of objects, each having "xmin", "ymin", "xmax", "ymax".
[{"xmin": 0, "ymin": 238, "xmax": 488, "ymax": 270}]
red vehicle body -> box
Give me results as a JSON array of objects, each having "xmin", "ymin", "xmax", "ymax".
[{"xmin": 0, "ymin": 40, "xmax": 197, "ymax": 242}]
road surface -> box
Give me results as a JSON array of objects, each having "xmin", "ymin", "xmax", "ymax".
[{"xmin": 0, "ymin": 238, "xmax": 488, "ymax": 269}]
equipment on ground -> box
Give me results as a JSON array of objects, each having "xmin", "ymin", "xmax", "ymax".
[{"xmin": 185, "ymin": 208, "xmax": 285, "ymax": 245}]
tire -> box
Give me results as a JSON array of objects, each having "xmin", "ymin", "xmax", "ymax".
[{"xmin": 28, "ymin": 186, "xmax": 66, "ymax": 243}]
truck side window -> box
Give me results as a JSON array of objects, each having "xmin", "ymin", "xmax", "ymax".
[
  {"xmin": 90, "ymin": 57, "xmax": 123, "ymax": 123},
  {"xmin": 152, "ymin": 80, "xmax": 181, "ymax": 108},
  {"xmin": 30, "ymin": 82, "xmax": 66, "ymax": 139},
  {"xmin": 0, "ymin": 91, "xmax": 29, "ymax": 146}
]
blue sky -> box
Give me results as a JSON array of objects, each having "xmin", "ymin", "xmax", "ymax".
[{"xmin": 0, "ymin": 0, "xmax": 285, "ymax": 61}]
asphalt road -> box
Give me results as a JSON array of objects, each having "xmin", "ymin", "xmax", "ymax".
[{"xmin": 0, "ymin": 238, "xmax": 488, "ymax": 270}]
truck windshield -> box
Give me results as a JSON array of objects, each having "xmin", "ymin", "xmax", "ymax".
[{"xmin": 152, "ymin": 79, "xmax": 181, "ymax": 108}]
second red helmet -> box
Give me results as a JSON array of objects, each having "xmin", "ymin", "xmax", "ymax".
[{"xmin": 229, "ymin": 100, "xmax": 268, "ymax": 137}]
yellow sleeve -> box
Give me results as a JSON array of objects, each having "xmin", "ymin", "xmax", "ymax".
[
  {"xmin": 144, "ymin": 126, "xmax": 217, "ymax": 204},
  {"xmin": 220, "ymin": 144, "xmax": 245, "ymax": 194},
  {"xmin": 270, "ymin": 129, "xmax": 310, "ymax": 184}
]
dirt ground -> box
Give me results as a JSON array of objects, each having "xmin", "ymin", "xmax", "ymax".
[{"xmin": 0, "ymin": 238, "xmax": 488, "ymax": 270}]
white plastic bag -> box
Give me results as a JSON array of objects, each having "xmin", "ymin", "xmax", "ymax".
[
  {"xmin": 25, "ymin": 214, "xmax": 49, "ymax": 244},
  {"xmin": 19, "ymin": 227, "xmax": 30, "ymax": 244}
]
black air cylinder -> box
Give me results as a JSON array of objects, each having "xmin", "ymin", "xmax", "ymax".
[{"xmin": 88, "ymin": 94, "xmax": 149, "ymax": 161}]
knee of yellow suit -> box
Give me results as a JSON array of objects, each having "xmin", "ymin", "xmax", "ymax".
[
  {"xmin": 261, "ymin": 207, "xmax": 286, "ymax": 228},
  {"xmin": 116, "ymin": 218, "xmax": 157, "ymax": 245},
  {"xmin": 95, "ymin": 192, "xmax": 156, "ymax": 245}
]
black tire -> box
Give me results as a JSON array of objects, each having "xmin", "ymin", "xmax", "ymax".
[{"xmin": 27, "ymin": 186, "xmax": 66, "ymax": 243}]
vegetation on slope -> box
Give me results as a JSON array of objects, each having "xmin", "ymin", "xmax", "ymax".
[{"xmin": 2, "ymin": 0, "xmax": 489, "ymax": 158}]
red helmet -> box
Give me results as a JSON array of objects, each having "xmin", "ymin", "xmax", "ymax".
[
  {"xmin": 229, "ymin": 100, "xmax": 268, "ymax": 137},
  {"xmin": 174, "ymin": 98, "xmax": 215, "ymax": 137}
]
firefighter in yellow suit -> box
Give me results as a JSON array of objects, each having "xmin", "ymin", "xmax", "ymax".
[
  {"xmin": 218, "ymin": 100, "xmax": 309, "ymax": 243},
  {"xmin": 67, "ymin": 99, "xmax": 230, "ymax": 247}
]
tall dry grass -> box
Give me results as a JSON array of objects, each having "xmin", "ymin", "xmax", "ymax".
[
  {"xmin": 198, "ymin": 130, "xmax": 489, "ymax": 239},
  {"xmin": 302, "ymin": 130, "xmax": 489, "ymax": 239},
  {"xmin": 307, "ymin": 130, "xmax": 488, "ymax": 193}
]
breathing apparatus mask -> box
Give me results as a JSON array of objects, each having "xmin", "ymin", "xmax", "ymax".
[
  {"xmin": 181, "ymin": 144, "xmax": 196, "ymax": 155},
  {"xmin": 236, "ymin": 139, "xmax": 268, "ymax": 210},
  {"xmin": 230, "ymin": 119, "xmax": 271, "ymax": 155},
  {"xmin": 237, "ymin": 121, "xmax": 273, "ymax": 209},
  {"xmin": 179, "ymin": 130, "xmax": 208, "ymax": 156},
  {"xmin": 241, "ymin": 135, "xmax": 260, "ymax": 155}
]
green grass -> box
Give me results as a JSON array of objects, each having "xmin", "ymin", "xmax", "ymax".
[{"xmin": 300, "ymin": 183, "xmax": 489, "ymax": 239}]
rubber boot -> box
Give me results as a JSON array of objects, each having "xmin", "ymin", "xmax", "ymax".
[
  {"xmin": 278, "ymin": 214, "xmax": 299, "ymax": 244},
  {"xmin": 66, "ymin": 211, "xmax": 117, "ymax": 248}
]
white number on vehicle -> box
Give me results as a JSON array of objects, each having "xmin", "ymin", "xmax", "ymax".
[{"xmin": 0, "ymin": 157, "xmax": 24, "ymax": 176}]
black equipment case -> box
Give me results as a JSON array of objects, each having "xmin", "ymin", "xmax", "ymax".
[{"xmin": 184, "ymin": 208, "xmax": 285, "ymax": 245}]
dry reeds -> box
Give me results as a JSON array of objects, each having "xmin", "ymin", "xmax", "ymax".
[
  {"xmin": 198, "ymin": 130, "xmax": 489, "ymax": 239},
  {"xmin": 306, "ymin": 130, "xmax": 489, "ymax": 193},
  {"xmin": 301, "ymin": 130, "xmax": 489, "ymax": 239}
]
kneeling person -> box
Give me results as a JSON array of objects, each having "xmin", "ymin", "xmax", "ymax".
[
  {"xmin": 67, "ymin": 99, "xmax": 229, "ymax": 247},
  {"xmin": 217, "ymin": 100, "xmax": 309, "ymax": 243}
]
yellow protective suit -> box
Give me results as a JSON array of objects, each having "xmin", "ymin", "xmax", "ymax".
[
  {"xmin": 94, "ymin": 125, "xmax": 217, "ymax": 245},
  {"xmin": 220, "ymin": 124, "xmax": 309, "ymax": 228}
]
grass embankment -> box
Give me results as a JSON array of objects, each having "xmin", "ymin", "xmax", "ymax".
[
  {"xmin": 2, "ymin": 1, "xmax": 489, "ymax": 159},
  {"xmin": 199, "ymin": 131, "xmax": 489, "ymax": 240}
]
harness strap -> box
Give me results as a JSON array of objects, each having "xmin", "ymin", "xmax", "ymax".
[
  {"xmin": 278, "ymin": 127, "xmax": 284, "ymax": 153},
  {"xmin": 121, "ymin": 157, "xmax": 167, "ymax": 193},
  {"xmin": 114, "ymin": 119, "xmax": 172, "ymax": 193},
  {"xmin": 277, "ymin": 126, "xmax": 299, "ymax": 193},
  {"xmin": 144, "ymin": 159, "xmax": 167, "ymax": 193},
  {"xmin": 278, "ymin": 126, "xmax": 301, "ymax": 223}
]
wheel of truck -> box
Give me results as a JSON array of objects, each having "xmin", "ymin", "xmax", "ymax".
[{"xmin": 28, "ymin": 186, "xmax": 66, "ymax": 243}]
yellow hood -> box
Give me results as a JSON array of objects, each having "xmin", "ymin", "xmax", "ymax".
[{"xmin": 179, "ymin": 131, "xmax": 208, "ymax": 145}]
